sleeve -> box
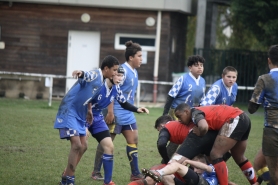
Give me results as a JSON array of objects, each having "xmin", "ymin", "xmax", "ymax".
[
  {"xmin": 83, "ymin": 70, "xmax": 99, "ymax": 82},
  {"xmin": 191, "ymin": 108, "xmax": 206, "ymax": 125},
  {"xmin": 157, "ymin": 128, "xmax": 171, "ymax": 164},
  {"xmin": 115, "ymin": 85, "xmax": 127, "ymax": 103},
  {"xmin": 163, "ymin": 95, "xmax": 174, "ymax": 115},
  {"xmin": 200, "ymin": 85, "xmax": 220, "ymax": 106},
  {"xmin": 249, "ymin": 76, "xmax": 265, "ymax": 104},
  {"xmin": 118, "ymin": 101, "xmax": 138, "ymax": 112},
  {"xmin": 168, "ymin": 76, "xmax": 184, "ymax": 98}
]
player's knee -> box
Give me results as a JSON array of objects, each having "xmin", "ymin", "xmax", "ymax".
[
  {"xmin": 71, "ymin": 142, "xmax": 83, "ymax": 152},
  {"xmin": 102, "ymin": 144, "xmax": 114, "ymax": 154},
  {"xmin": 210, "ymin": 150, "xmax": 224, "ymax": 161},
  {"xmin": 212, "ymin": 158, "xmax": 224, "ymax": 165}
]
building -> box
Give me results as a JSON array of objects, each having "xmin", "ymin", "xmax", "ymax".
[{"xmin": 0, "ymin": 0, "xmax": 194, "ymax": 101}]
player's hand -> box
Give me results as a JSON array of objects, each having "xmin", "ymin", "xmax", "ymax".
[
  {"xmin": 105, "ymin": 112, "xmax": 115, "ymax": 124},
  {"xmin": 86, "ymin": 128, "xmax": 90, "ymax": 139},
  {"xmin": 137, "ymin": 107, "xmax": 149, "ymax": 114},
  {"xmin": 86, "ymin": 110, "xmax": 93, "ymax": 126},
  {"xmin": 72, "ymin": 70, "xmax": 83, "ymax": 78},
  {"xmin": 192, "ymin": 126, "xmax": 201, "ymax": 136}
]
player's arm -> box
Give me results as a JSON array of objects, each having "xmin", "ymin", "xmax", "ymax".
[
  {"xmin": 163, "ymin": 76, "xmax": 183, "ymax": 115},
  {"xmin": 248, "ymin": 101, "xmax": 260, "ymax": 114},
  {"xmin": 157, "ymin": 128, "xmax": 171, "ymax": 164},
  {"xmin": 118, "ymin": 101, "xmax": 149, "ymax": 114},
  {"xmin": 163, "ymin": 95, "xmax": 174, "ymax": 115},
  {"xmin": 200, "ymin": 85, "xmax": 220, "ymax": 106},
  {"xmin": 193, "ymin": 119, "xmax": 208, "ymax": 136},
  {"xmin": 184, "ymin": 159, "xmax": 212, "ymax": 173},
  {"xmin": 86, "ymin": 102, "xmax": 93, "ymax": 126},
  {"xmin": 105, "ymin": 102, "xmax": 115, "ymax": 124},
  {"xmin": 248, "ymin": 76, "xmax": 264, "ymax": 114}
]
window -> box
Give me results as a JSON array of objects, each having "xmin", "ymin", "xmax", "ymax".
[{"xmin": 114, "ymin": 33, "xmax": 156, "ymax": 51}]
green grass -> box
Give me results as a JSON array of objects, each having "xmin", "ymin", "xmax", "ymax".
[{"xmin": 0, "ymin": 98, "xmax": 265, "ymax": 184}]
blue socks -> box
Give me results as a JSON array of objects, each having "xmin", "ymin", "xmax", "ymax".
[
  {"xmin": 103, "ymin": 154, "xmax": 114, "ymax": 184},
  {"xmin": 126, "ymin": 144, "xmax": 140, "ymax": 175}
]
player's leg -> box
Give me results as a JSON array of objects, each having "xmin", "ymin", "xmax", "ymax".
[
  {"xmin": 254, "ymin": 148, "xmax": 272, "ymax": 184},
  {"xmin": 263, "ymin": 127, "xmax": 278, "ymax": 185},
  {"xmin": 93, "ymin": 130, "xmax": 115, "ymax": 185},
  {"xmin": 210, "ymin": 135, "xmax": 237, "ymax": 185},
  {"xmin": 172, "ymin": 130, "xmax": 218, "ymax": 164},
  {"xmin": 122, "ymin": 123, "xmax": 143, "ymax": 181},
  {"xmin": 91, "ymin": 124, "xmax": 116, "ymax": 181},
  {"xmin": 231, "ymin": 113, "xmax": 257, "ymax": 184},
  {"xmin": 142, "ymin": 161, "xmax": 198, "ymax": 184},
  {"xmin": 63, "ymin": 136, "xmax": 83, "ymax": 185}
]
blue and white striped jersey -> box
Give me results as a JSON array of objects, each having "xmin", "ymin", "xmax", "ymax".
[
  {"xmin": 91, "ymin": 81, "xmax": 126, "ymax": 116},
  {"xmin": 114, "ymin": 62, "xmax": 138, "ymax": 125},
  {"xmin": 54, "ymin": 69, "xmax": 104, "ymax": 129},
  {"xmin": 200, "ymin": 79, "xmax": 237, "ymax": 106},
  {"xmin": 202, "ymin": 164, "xmax": 218, "ymax": 185},
  {"xmin": 169, "ymin": 73, "xmax": 206, "ymax": 108}
]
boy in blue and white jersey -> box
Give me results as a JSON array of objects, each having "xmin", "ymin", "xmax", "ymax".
[
  {"xmin": 163, "ymin": 55, "xmax": 206, "ymax": 118},
  {"xmin": 87, "ymin": 66, "xmax": 149, "ymax": 185},
  {"xmin": 54, "ymin": 55, "xmax": 119, "ymax": 185},
  {"xmin": 102, "ymin": 41, "xmax": 148, "ymax": 181},
  {"xmin": 201, "ymin": 66, "xmax": 238, "ymax": 106}
]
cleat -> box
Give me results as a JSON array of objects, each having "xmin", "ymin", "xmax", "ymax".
[
  {"xmin": 130, "ymin": 173, "xmax": 144, "ymax": 181},
  {"xmin": 103, "ymin": 181, "xmax": 116, "ymax": 185},
  {"xmin": 141, "ymin": 168, "xmax": 162, "ymax": 183},
  {"xmin": 91, "ymin": 171, "xmax": 104, "ymax": 181},
  {"xmin": 58, "ymin": 176, "xmax": 67, "ymax": 185}
]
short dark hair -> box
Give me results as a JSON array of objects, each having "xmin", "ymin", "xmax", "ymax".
[
  {"xmin": 175, "ymin": 103, "xmax": 191, "ymax": 112},
  {"xmin": 154, "ymin": 115, "xmax": 173, "ymax": 129},
  {"xmin": 268, "ymin": 45, "xmax": 278, "ymax": 66},
  {"xmin": 187, "ymin": 55, "xmax": 205, "ymax": 67},
  {"xmin": 100, "ymin": 55, "xmax": 119, "ymax": 70},
  {"xmin": 125, "ymin": 40, "xmax": 142, "ymax": 61},
  {"xmin": 222, "ymin": 66, "xmax": 237, "ymax": 76}
]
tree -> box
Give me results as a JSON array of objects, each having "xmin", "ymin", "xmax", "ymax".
[{"xmin": 231, "ymin": 0, "xmax": 278, "ymax": 48}]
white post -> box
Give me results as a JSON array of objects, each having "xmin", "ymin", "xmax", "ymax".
[
  {"xmin": 153, "ymin": 11, "xmax": 162, "ymax": 103},
  {"xmin": 48, "ymin": 77, "xmax": 53, "ymax": 107}
]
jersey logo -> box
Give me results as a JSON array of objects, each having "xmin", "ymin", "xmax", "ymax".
[{"xmin": 57, "ymin": 118, "xmax": 63, "ymax": 123}]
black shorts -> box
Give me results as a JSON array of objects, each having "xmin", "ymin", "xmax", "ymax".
[
  {"xmin": 176, "ymin": 130, "xmax": 218, "ymax": 159},
  {"xmin": 92, "ymin": 130, "xmax": 111, "ymax": 143},
  {"xmin": 219, "ymin": 112, "xmax": 251, "ymax": 141}
]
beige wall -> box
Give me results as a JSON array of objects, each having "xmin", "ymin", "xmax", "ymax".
[{"xmin": 0, "ymin": 75, "xmax": 49, "ymax": 99}]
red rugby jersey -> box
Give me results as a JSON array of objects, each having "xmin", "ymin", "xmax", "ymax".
[
  {"xmin": 164, "ymin": 121, "xmax": 194, "ymax": 144},
  {"xmin": 194, "ymin": 105, "xmax": 243, "ymax": 130}
]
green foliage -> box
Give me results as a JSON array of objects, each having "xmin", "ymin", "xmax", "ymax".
[
  {"xmin": 0, "ymin": 98, "xmax": 266, "ymax": 184},
  {"xmin": 186, "ymin": 16, "xmax": 197, "ymax": 57},
  {"xmin": 231, "ymin": 0, "xmax": 278, "ymax": 48}
]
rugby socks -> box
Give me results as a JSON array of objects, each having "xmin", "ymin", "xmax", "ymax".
[
  {"xmin": 239, "ymin": 160, "xmax": 257, "ymax": 184},
  {"xmin": 103, "ymin": 154, "xmax": 114, "ymax": 184},
  {"xmin": 127, "ymin": 143, "xmax": 140, "ymax": 175},
  {"xmin": 212, "ymin": 159, "xmax": 228, "ymax": 185},
  {"xmin": 66, "ymin": 176, "xmax": 75, "ymax": 184},
  {"xmin": 94, "ymin": 144, "xmax": 103, "ymax": 172},
  {"xmin": 257, "ymin": 166, "xmax": 271, "ymax": 184}
]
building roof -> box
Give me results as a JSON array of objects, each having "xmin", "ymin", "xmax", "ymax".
[{"xmin": 8, "ymin": 0, "xmax": 194, "ymax": 14}]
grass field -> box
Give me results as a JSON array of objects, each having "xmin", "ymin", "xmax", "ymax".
[{"xmin": 0, "ymin": 98, "xmax": 265, "ymax": 185}]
